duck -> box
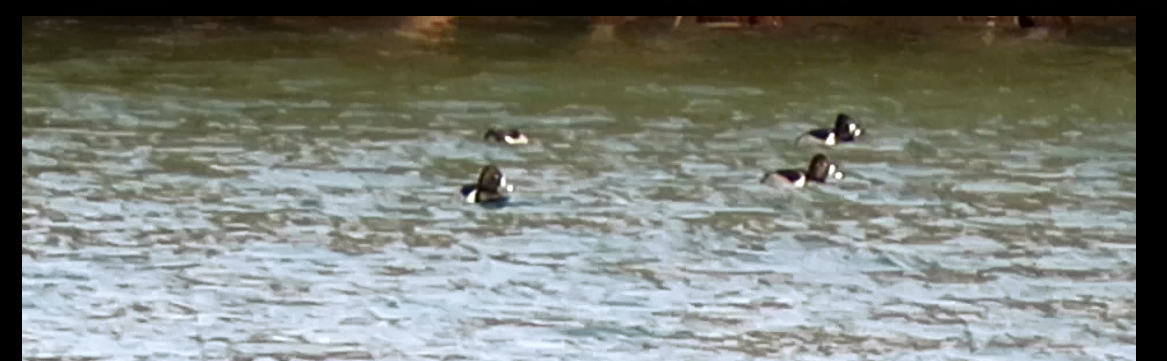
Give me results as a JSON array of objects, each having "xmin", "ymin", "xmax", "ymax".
[
  {"xmin": 794, "ymin": 113, "xmax": 864, "ymax": 146},
  {"xmin": 484, "ymin": 128, "xmax": 529, "ymax": 145},
  {"xmin": 460, "ymin": 165, "xmax": 515, "ymax": 203},
  {"xmin": 760, "ymin": 153, "xmax": 845, "ymax": 187}
]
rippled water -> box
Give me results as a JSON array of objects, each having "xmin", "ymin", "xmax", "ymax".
[{"xmin": 23, "ymin": 19, "xmax": 1136, "ymax": 360}]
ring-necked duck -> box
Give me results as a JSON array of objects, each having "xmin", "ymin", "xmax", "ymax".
[
  {"xmin": 484, "ymin": 128, "xmax": 529, "ymax": 145},
  {"xmin": 795, "ymin": 113, "xmax": 863, "ymax": 146},
  {"xmin": 760, "ymin": 153, "xmax": 845, "ymax": 187},
  {"xmin": 460, "ymin": 165, "xmax": 515, "ymax": 203}
]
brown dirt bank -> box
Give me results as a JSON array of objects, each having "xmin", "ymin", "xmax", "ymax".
[
  {"xmin": 21, "ymin": 16, "xmax": 1135, "ymax": 48},
  {"xmin": 21, "ymin": 16, "xmax": 1135, "ymax": 31}
]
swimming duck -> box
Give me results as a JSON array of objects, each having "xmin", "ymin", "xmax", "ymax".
[
  {"xmin": 760, "ymin": 153, "xmax": 845, "ymax": 187},
  {"xmin": 460, "ymin": 165, "xmax": 515, "ymax": 203},
  {"xmin": 795, "ymin": 113, "xmax": 863, "ymax": 146},
  {"xmin": 484, "ymin": 128, "xmax": 529, "ymax": 145}
]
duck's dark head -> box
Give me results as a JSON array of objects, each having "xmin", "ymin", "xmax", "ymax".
[
  {"xmin": 476, "ymin": 164, "xmax": 514, "ymax": 194},
  {"xmin": 463, "ymin": 164, "xmax": 515, "ymax": 203},
  {"xmin": 806, "ymin": 153, "xmax": 845, "ymax": 182},
  {"xmin": 484, "ymin": 128, "xmax": 529, "ymax": 144},
  {"xmin": 833, "ymin": 113, "xmax": 862, "ymax": 138}
]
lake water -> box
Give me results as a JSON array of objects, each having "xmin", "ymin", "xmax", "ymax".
[{"xmin": 22, "ymin": 18, "xmax": 1136, "ymax": 361}]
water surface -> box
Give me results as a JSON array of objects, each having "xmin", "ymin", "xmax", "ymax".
[{"xmin": 22, "ymin": 18, "xmax": 1136, "ymax": 361}]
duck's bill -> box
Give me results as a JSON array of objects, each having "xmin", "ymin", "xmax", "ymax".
[
  {"xmin": 499, "ymin": 175, "xmax": 515, "ymax": 192},
  {"xmin": 828, "ymin": 164, "xmax": 845, "ymax": 180}
]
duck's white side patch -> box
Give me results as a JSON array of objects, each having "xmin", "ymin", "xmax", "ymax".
[
  {"xmin": 464, "ymin": 189, "xmax": 478, "ymax": 203},
  {"xmin": 792, "ymin": 174, "xmax": 806, "ymax": 187},
  {"xmin": 824, "ymin": 132, "xmax": 836, "ymax": 145},
  {"xmin": 848, "ymin": 123, "xmax": 857, "ymax": 133},
  {"xmin": 504, "ymin": 135, "xmax": 529, "ymax": 144},
  {"xmin": 852, "ymin": 127, "xmax": 862, "ymax": 136}
]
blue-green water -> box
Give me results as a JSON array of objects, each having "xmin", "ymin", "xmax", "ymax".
[{"xmin": 23, "ymin": 18, "xmax": 1135, "ymax": 360}]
